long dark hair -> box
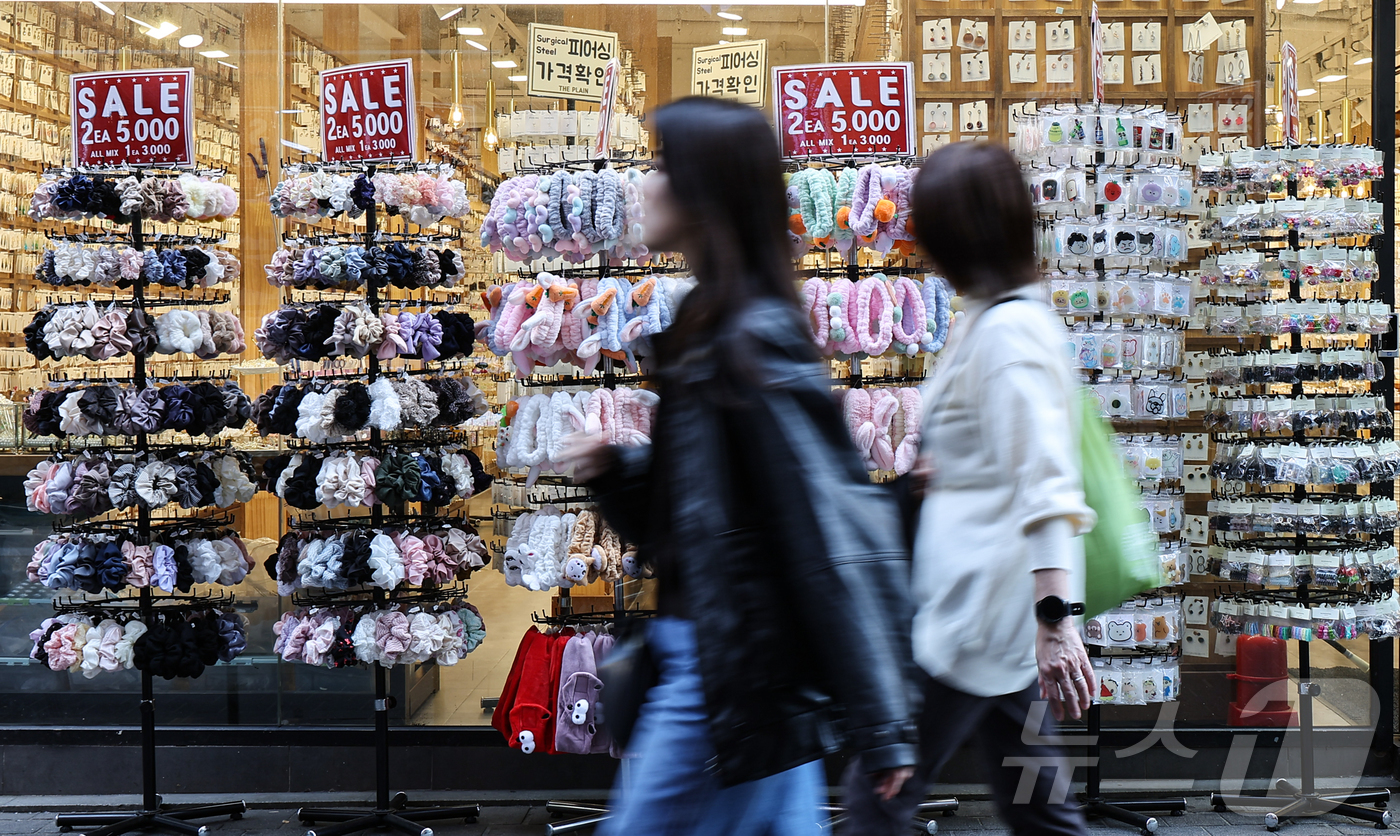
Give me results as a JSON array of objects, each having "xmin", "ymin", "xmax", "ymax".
[
  {"xmin": 911, "ymin": 142, "xmax": 1039, "ymax": 297},
  {"xmin": 650, "ymin": 97, "xmax": 800, "ymax": 356}
]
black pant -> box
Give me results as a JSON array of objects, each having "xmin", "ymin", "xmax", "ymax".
[{"xmin": 841, "ymin": 673, "xmax": 1088, "ymax": 836}]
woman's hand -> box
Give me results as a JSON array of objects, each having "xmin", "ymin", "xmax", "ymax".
[
  {"xmin": 1036, "ymin": 620, "xmax": 1095, "ymax": 721},
  {"xmin": 556, "ymin": 432, "xmax": 615, "ymax": 482},
  {"xmin": 871, "ymin": 766, "xmax": 916, "ymax": 801}
]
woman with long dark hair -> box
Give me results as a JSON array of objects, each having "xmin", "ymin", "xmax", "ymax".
[{"xmin": 561, "ymin": 96, "xmax": 918, "ymax": 834}]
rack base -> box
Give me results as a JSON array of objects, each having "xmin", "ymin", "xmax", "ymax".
[
  {"xmin": 1212, "ymin": 780, "xmax": 1391, "ymax": 831},
  {"xmin": 55, "ymin": 801, "xmax": 247, "ymax": 836},
  {"xmin": 298, "ymin": 795, "xmax": 480, "ymax": 836},
  {"xmin": 1081, "ymin": 795, "xmax": 1186, "ymax": 835},
  {"xmin": 818, "ymin": 798, "xmax": 959, "ymax": 834},
  {"xmin": 544, "ymin": 801, "xmax": 610, "ymax": 835}
]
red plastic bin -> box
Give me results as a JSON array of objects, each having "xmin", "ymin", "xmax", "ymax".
[
  {"xmin": 1228, "ymin": 673, "xmax": 1292, "ymax": 713},
  {"xmin": 1235, "ymin": 635, "xmax": 1289, "ymax": 679},
  {"xmin": 1229, "ymin": 701, "xmax": 1297, "ymax": 727}
]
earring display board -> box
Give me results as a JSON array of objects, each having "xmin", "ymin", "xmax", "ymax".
[
  {"xmin": 907, "ymin": 0, "xmax": 1266, "ymax": 151},
  {"xmin": 0, "ymin": 1, "xmax": 242, "ymax": 397}
]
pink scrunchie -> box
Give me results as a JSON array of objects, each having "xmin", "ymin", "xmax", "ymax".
[
  {"xmin": 124, "ymin": 542, "xmax": 153, "ymax": 588},
  {"xmin": 375, "ymin": 611, "xmax": 412, "ymax": 660},
  {"xmin": 44, "ymin": 623, "xmax": 82, "ymax": 671},
  {"xmin": 420, "ymin": 534, "xmax": 453, "ymax": 585},
  {"xmin": 395, "ymin": 533, "xmax": 430, "ymax": 586},
  {"xmin": 360, "ymin": 456, "xmax": 380, "ymax": 507}
]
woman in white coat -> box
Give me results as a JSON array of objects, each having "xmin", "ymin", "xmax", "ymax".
[{"xmin": 843, "ymin": 141, "xmax": 1098, "ymax": 836}]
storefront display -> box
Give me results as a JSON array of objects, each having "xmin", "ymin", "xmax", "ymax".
[{"xmin": 0, "ymin": 0, "xmax": 1387, "ymax": 801}]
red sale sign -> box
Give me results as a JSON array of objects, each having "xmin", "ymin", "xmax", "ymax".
[
  {"xmin": 71, "ymin": 69, "xmax": 193, "ymax": 168},
  {"xmin": 772, "ymin": 62, "xmax": 914, "ymax": 158},
  {"xmin": 321, "ymin": 60, "xmax": 417, "ymax": 163}
]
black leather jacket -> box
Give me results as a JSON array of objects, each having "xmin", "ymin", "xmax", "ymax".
[{"xmin": 590, "ymin": 297, "xmax": 919, "ymax": 786}]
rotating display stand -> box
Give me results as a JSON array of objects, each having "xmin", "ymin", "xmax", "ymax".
[
  {"xmin": 41, "ymin": 169, "xmax": 248, "ymax": 836},
  {"xmin": 271, "ymin": 163, "xmax": 480, "ymax": 836}
]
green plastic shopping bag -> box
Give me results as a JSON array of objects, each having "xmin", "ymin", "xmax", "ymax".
[{"xmin": 1078, "ymin": 389, "xmax": 1161, "ymax": 618}]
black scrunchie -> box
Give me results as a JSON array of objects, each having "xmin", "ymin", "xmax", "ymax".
[
  {"xmin": 297, "ymin": 305, "xmax": 341, "ymax": 361},
  {"xmin": 126, "ymin": 309, "xmax": 159, "ymax": 357},
  {"xmin": 283, "ymin": 455, "xmax": 323, "ymax": 510},
  {"xmin": 134, "ymin": 618, "xmax": 208, "ymax": 680},
  {"xmin": 78, "ymin": 386, "xmax": 119, "ymax": 428},
  {"xmin": 25, "ymin": 309, "xmax": 54, "ymax": 361},
  {"xmin": 193, "ymin": 461, "xmax": 220, "ymax": 507},
  {"xmin": 182, "ymin": 248, "xmax": 211, "ymax": 283},
  {"xmin": 91, "ymin": 178, "xmax": 128, "ymax": 222},
  {"xmin": 262, "ymin": 453, "xmax": 293, "ymax": 490},
  {"xmin": 251, "ymin": 384, "xmax": 284, "ymax": 435},
  {"xmin": 28, "ymin": 389, "xmax": 68, "ymax": 437},
  {"xmin": 333, "ymin": 382, "xmax": 371, "ymax": 433},
  {"xmin": 342, "ymin": 532, "xmax": 374, "ymax": 586},
  {"xmin": 188, "ymin": 381, "xmax": 229, "ymax": 436},
  {"xmin": 268, "ymin": 385, "xmax": 308, "ymax": 436},
  {"xmin": 159, "ymin": 385, "xmax": 196, "ymax": 433},
  {"xmin": 465, "ymin": 450, "xmax": 493, "ymax": 496},
  {"xmin": 384, "ymin": 243, "xmax": 416, "ymax": 289},
  {"xmin": 223, "ymin": 381, "xmax": 253, "ymax": 428}
]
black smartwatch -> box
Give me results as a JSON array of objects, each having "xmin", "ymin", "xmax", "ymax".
[{"xmin": 1035, "ymin": 596, "xmax": 1085, "ymax": 625}]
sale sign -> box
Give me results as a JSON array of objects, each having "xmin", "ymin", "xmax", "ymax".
[
  {"xmin": 591, "ymin": 59, "xmax": 620, "ymax": 160},
  {"xmin": 320, "ymin": 60, "xmax": 417, "ymax": 163},
  {"xmin": 71, "ymin": 69, "xmax": 193, "ymax": 167},
  {"xmin": 772, "ymin": 63, "xmax": 914, "ymax": 158}
]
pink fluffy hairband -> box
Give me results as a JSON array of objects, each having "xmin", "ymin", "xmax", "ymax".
[
  {"xmin": 853, "ymin": 276, "xmax": 894, "ymax": 357},
  {"xmin": 891, "ymin": 388, "xmax": 923, "ymax": 475},
  {"xmin": 842, "ymin": 388, "xmax": 898, "ymax": 471}
]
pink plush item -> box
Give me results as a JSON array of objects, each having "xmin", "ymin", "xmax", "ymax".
[
  {"xmin": 854, "ymin": 276, "xmax": 894, "ymax": 356},
  {"xmin": 44, "ymin": 622, "xmax": 82, "ymax": 671},
  {"xmin": 125, "ymin": 542, "xmax": 154, "ymax": 588},
  {"xmin": 375, "ymin": 611, "xmax": 412, "ymax": 662},
  {"xmin": 867, "ymin": 389, "xmax": 900, "ymax": 471},
  {"xmin": 889, "ymin": 276, "xmax": 930, "ymax": 355},
  {"xmin": 893, "ymin": 388, "xmax": 924, "ymax": 475},
  {"xmin": 584, "ymin": 388, "xmax": 616, "ymax": 444},
  {"xmin": 802, "ymin": 278, "xmax": 831, "ymax": 353}
]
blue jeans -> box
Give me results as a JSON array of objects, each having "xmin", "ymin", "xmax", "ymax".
[{"xmin": 598, "ymin": 617, "xmax": 826, "ymax": 836}]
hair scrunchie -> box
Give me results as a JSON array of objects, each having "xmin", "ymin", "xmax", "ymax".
[
  {"xmin": 889, "ymin": 276, "xmax": 931, "ymax": 357},
  {"xmin": 853, "ymin": 276, "xmax": 894, "ymax": 356}
]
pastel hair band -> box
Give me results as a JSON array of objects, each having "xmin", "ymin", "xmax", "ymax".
[
  {"xmin": 792, "ymin": 167, "xmax": 837, "ymax": 243},
  {"xmin": 853, "ymin": 275, "xmax": 894, "ymax": 357},
  {"xmin": 847, "ymin": 163, "xmax": 888, "ymax": 239},
  {"xmin": 920, "ymin": 275, "xmax": 953, "ymax": 354},
  {"xmin": 866, "ymin": 389, "xmax": 899, "ymax": 472},
  {"xmin": 889, "ymin": 276, "xmax": 931, "ymax": 357},
  {"xmin": 801, "ymin": 278, "xmax": 831, "ymax": 353},
  {"xmin": 827, "ymin": 278, "xmax": 862, "ymax": 356},
  {"xmin": 893, "ymin": 387, "xmax": 923, "ymax": 476}
]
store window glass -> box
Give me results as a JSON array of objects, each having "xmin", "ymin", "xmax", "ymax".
[{"xmin": 0, "ymin": 0, "xmax": 1387, "ymax": 741}]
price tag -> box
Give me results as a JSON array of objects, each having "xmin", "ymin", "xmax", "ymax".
[
  {"xmin": 71, "ymin": 68, "xmax": 193, "ymax": 167},
  {"xmin": 772, "ymin": 62, "xmax": 915, "ymax": 158},
  {"xmin": 320, "ymin": 60, "xmax": 417, "ymax": 163}
]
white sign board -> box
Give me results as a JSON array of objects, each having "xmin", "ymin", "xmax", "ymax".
[
  {"xmin": 528, "ymin": 23, "xmax": 618, "ymax": 103},
  {"xmin": 691, "ymin": 40, "xmax": 767, "ymax": 105}
]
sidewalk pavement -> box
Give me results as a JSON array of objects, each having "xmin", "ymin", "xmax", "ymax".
[{"xmin": 0, "ymin": 793, "xmax": 1396, "ymax": 836}]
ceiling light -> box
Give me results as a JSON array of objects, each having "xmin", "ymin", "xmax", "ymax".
[
  {"xmin": 465, "ymin": 40, "xmax": 488, "ymax": 51},
  {"xmin": 458, "ymin": 26, "xmax": 484, "ymax": 35},
  {"xmin": 507, "ymin": 74, "xmax": 527, "ymax": 82},
  {"xmin": 1355, "ymin": 56, "xmax": 1373, "ymax": 65},
  {"xmin": 145, "ymin": 21, "xmax": 179, "ymax": 40},
  {"xmin": 218, "ymin": 61, "xmax": 238, "ymax": 70},
  {"xmin": 1317, "ymin": 73, "xmax": 1347, "ymax": 83},
  {"xmin": 200, "ymin": 49, "xmax": 230, "ymax": 58},
  {"xmin": 281, "ymin": 139, "xmax": 315, "ymax": 154},
  {"xmin": 722, "ymin": 26, "xmax": 747, "ymax": 35},
  {"xmin": 439, "ymin": 6, "xmax": 463, "ymax": 19},
  {"xmin": 91, "ymin": 0, "xmax": 114, "ymax": 15},
  {"xmin": 178, "ymin": 34, "xmax": 204, "ymax": 48},
  {"xmin": 1297, "ymin": 87, "xmax": 1317, "ymax": 96},
  {"xmin": 718, "ymin": 11, "xmax": 743, "ymax": 19},
  {"xmin": 718, "ymin": 39, "xmax": 729, "ymax": 44},
  {"xmin": 492, "ymin": 59, "xmax": 517, "ymax": 68}
]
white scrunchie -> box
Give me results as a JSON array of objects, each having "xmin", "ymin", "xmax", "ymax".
[
  {"xmin": 155, "ymin": 309, "xmax": 204, "ymax": 355},
  {"xmin": 213, "ymin": 537, "xmax": 249, "ymax": 585},
  {"xmin": 296, "ymin": 391, "xmax": 331, "ymax": 443},
  {"xmin": 369, "ymin": 533, "xmax": 405, "ymax": 590},
  {"xmin": 213, "ymin": 455, "xmax": 257, "ymax": 507},
  {"xmin": 186, "ymin": 539, "xmax": 223, "ymax": 585},
  {"xmin": 351, "ymin": 610, "xmax": 383, "ymax": 664},
  {"xmin": 135, "ymin": 460, "xmax": 180, "ymax": 508},
  {"xmin": 367, "ymin": 377, "xmax": 402, "ymax": 432}
]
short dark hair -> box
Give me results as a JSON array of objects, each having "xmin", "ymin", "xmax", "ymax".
[{"xmin": 910, "ymin": 142, "xmax": 1038, "ymax": 298}]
